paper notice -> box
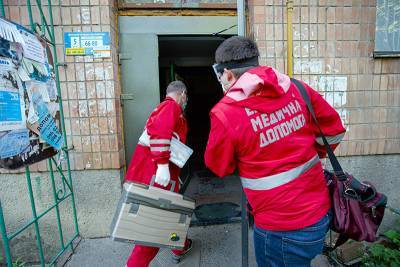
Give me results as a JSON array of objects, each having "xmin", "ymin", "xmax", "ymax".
[
  {"xmin": 26, "ymin": 80, "xmax": 50, "ymax": 102},
  {"xmin": 46, "ymin": 79, "xmax": 58, "ymax": 100},
  {"xmin": 0, "ymin": 128, "xmax": 30, "ymax": 159},
  {"xmin": 0, "ymin": 66, "xmax": 26, "ymax": 131},
  {"xmin": 0, "ymin": 18, "xmax": 25, "ymax": 44},
  {"xmin": 18, "ymin": 65, "xmax": 30, "ymax": 81},
  {"xmin": 27, "ymin": 102, "xmax": 39, "ymax": 124},
  {"xmin": 32, "ymin": 92, "xmax": 63, "ymax": 150},
  {"xmin": 19, "ymin": 29, "xmax": 46, "ymax": 64}
]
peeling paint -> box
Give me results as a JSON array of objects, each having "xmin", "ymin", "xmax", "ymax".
[
  {"xmin": 254, "ymin": 24, "xmax": 260, "ymax": 41},
  {"xmin": 325, "ymin": 91, "xmax": 347, "ymax": 108},
  {"xmin": 293, "ymin": 44, "xmax": 311, "ymax": 58},
  {"xmin": 325, "ymin": 64, "xmax": 339, "ymax": 74},
  {"xmin": 81, "ymin": 7, "xmax": 90, "ymax": 24},
  {"xmin": 294, "ymin": 60, "xmax": 323, "ymax": 74},
  {"xmin": 318, "ymin": 76, "xmax": 349, "ymax": 127},
  {"xmin": 318, "ymin": 76, "xmax": 347, "ymax": 92},
  {"xmin": 293, "ymin": 27, "xmax": 309, "ymax": 40}
]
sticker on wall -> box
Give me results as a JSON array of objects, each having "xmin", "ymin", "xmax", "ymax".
[{"xmin": 64, "ymin": 32, "xmax": 111, "ymax": 58}]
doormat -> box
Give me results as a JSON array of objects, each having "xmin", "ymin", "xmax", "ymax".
[{"xmin": 192, "ymin": 202, "xmax": 241, "ymax": 226}]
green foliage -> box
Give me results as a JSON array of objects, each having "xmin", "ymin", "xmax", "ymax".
[
  {"xmin": 12, "ymin": 258, "xmax": 26, "ymax": 267},
  {"xmin": 362, "ymin": 224, "xmax": 400, "ymax": 267},
  {"xmin": 0, "ymin": 255, "xmax": 26, "ymax": 267}
]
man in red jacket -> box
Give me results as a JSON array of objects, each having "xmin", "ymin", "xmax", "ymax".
[
  {"xmin": 205, "ymin": 37, "xmax": 346, "ymax": 266},
  {"xmin": 125, "ymin": 80, "xmax": 192, "ymax": 267}
]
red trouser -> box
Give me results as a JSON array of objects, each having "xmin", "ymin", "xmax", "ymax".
[{"xmin": 126, "ymin": 239, "xmax": 190, "ymax": 267}]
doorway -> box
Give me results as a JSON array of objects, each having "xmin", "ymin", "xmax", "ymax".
[
  {"xmin": 119, "ymin": 17, "xmax": 242, "ymax": 224},
  {"xmin": 158, "ymin": 35, "xmax": 243, "ymax": 223},
  {"xmin": 158, "ymin": 36, "xmax": 224, "ymax": 173}
]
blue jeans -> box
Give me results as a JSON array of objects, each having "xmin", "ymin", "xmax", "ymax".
[{"xmin": 253, "ymin": 212, "xmax": 331, "ymax": 267}]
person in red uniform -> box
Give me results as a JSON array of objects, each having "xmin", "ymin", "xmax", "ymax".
[
  {"xmin": 125, "ymin": 80, "xmax": 192, "ymax": 267},
  {"xmin": 205, "ymin": 37, "xmax": 346, "ymax": 266}
]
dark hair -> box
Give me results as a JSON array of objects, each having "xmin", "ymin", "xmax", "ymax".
[
  {"xmin": 166, "ymin": 80, "xmax": 187, "ymax": 94},
  {"xmin": 215, "ymin": 36, "xmax": 260, "ymax": 64},
  {"xmin": 215, "ymin": 36, "xmax": 259, "ymax": 78},
  {"xmin": 230, "ymin": 66, "xmax": 256, "ymax": 78}
]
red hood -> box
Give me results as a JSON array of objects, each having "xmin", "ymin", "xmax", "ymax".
[{"xmin": 221, "ymin": 66, "xmax": 292, "ymax": 113}]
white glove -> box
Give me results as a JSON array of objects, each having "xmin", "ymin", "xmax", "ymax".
[{"xmin": 155, "ymin": 164, "xmax": 170, "ymax": 187}]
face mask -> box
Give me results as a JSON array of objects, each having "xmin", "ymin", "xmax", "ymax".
[
  {"xmin": 180, "ymin": 91, "xmax": 187, "ymax": 110},
  {"xmin": 219, "ymin": 73, "xmax": 232, "ymax": 93},
  {"xmin": 181, "ymin": 101, "xmax": 187, "ymax": 110}
]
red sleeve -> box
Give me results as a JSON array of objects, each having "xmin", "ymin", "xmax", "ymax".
[
  {"xmin": 147, "ymin": 101, "xmax": 180, "ymax": 164},
  {"xmin": 205, "ymin": 113, "xmax": 236, "ymax": 177},
  {"xmin": 305, "ymin": 83, "xmax": 346, "ymax": 158}
]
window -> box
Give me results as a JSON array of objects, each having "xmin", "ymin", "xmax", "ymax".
[{"xmin": 374, "ymin": 0, "xmax": 400, "ymax": 57}]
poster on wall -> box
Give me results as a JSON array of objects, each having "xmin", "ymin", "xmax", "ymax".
[
  {"xmin": 0, "ymin": 57, "xmax": 26, "ymax": 131},
  {"xmin": 0, "ymin": 17, "xmax": 62, "ymax": 170},
  {"xmin": 31, "ymin": 91, "xmax": 63, "ymax": 150}
]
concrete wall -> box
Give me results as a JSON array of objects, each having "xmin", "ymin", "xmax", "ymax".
[{"xmin": 0, "ymin": 170, "xmax": 121, "ymax": 263}]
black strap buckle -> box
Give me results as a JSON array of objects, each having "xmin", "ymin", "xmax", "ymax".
[{"xmin": 335, "ymin": 171, "xmax": 348, "ymax": 181}]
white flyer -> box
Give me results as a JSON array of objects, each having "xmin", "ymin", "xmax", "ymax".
[
  {"xmin": 46, "ymin": 79, "xmax": 58, "ymax": 100},
  {"xmin": 19, "ymin": 29, "xmax": 46, "ymax": 64},
  {"xmin": 27, "ymin": 102, "xmax": 39, "ymax": 124},
  {"xmin": 26, "ymin": 80, "xmax": 50, "ymax": 102},
  {"xmin": 0, "ymin": 17, "xmax": 25, "ymax": 44}
]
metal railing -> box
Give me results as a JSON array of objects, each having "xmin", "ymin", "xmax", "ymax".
[{"xmin": 0, "ymin": 1, "xmax": 80, "ymax": 266}]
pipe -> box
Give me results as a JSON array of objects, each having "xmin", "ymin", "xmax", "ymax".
[
  {"xmin": 286, "ymin": 0, "xmax": 294, "ymax": 77},
  {"xmin": 237, "ymin": 0, "xmax": 249, "ymax": 265},
  {"xmin": 237, "ymin": 0, "xmax": 246, "ymax": 36},
  {"xmin": 241, "ymin": 187, "xmax": 249, "ymax": 267}
]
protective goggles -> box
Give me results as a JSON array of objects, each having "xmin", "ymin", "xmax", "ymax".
[{"xmin": 212, "ymin": 56, "xmax": 259, "ymax": 81}]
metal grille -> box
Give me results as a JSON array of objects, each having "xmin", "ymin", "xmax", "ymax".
[{"xmin": 0, "ymin": 1, "xmax": 80, "ymax": 266}]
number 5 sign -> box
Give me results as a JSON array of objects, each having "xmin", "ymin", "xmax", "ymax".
[{"xmin": 64, "ymin": 32, "xmax": 111, "ymax": 58}]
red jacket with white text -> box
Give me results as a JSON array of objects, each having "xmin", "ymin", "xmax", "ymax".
[
  {"xmin": 125, "ymin": 97, "xmax": 188, "ymax": 192},
  {"xmin": 205, "ymin": 66, "xmax": 346, "ymax": 230}
]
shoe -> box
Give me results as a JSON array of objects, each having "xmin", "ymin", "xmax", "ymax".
[{"xmin": 171, "ymin": 239, "xmax": 193, "ymax": 264}]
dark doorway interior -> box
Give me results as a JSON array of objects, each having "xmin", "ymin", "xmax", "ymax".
[
  {"xmin": 158, "ymin": 35, "xmax": 224, "ymax": 174},
  {"xmin": 158, "ymin": 35, "xmax": 242, "ymax": 225}
]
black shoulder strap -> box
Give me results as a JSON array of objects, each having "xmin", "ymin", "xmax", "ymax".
[{"xmin": 291, "ymin": 78, "xmax": 347, "ymax": 181}]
